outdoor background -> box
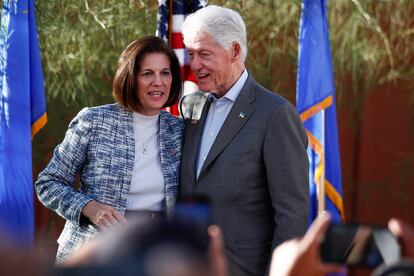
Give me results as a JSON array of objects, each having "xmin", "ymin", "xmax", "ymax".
[{"xmin": 31, "ymin": 0, "xmax": 414, "ymax": 274}]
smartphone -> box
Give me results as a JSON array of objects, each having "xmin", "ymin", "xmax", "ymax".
[
  {"xmin": 320, "ymin": 223, "xmax": 401, "ymax": 267},
  {"xmin": 174, "ymin": 195, "xmax": 211, "ymax": 232}
]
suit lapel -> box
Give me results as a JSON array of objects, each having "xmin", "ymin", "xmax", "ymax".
[
  {"xmin": 185, "ymin": 97, "xmax": 212, "ymax": 185},
  {"xmin": 199, "ymin": 76, "xmax": 256, "ymax": 179},
  {"xmin": 159, "ymin": 111, "xmax": 178, "ymax": 215},
  {"xmin": 159, "ymin": 111, "xmax": 169, "ymax": 171}
]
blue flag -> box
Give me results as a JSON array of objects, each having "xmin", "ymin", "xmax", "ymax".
[
  {"xmin": 0, "ymin": 0, "xmax": 46, "ymax": 245},
  {"xmin": 296, "ymin": 0, "xmax": 344, "ymax": 224}
]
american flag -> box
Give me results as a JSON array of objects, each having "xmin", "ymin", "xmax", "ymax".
[{"xmin": 156, "ymin": 0, "xmax": 207, "ymax": 115}]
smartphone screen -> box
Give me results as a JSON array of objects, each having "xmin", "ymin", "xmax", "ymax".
[
  {"xmin": 320, "ymin": 223, "xmax": 401, "ymax": 267},
  {"xmin": 174, "ymin": 195, "xmax": 211, "ymax": 231}
]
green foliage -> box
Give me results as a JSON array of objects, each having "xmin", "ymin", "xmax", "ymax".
[
  {"xmin": 37, "ymin": 0, "xmax": 157, "ymax": 106},
  {"xmin": 329, "ymin": 0, "xmax": 414, "ymax": 105},
  {"xmin": 31, "ymin": 0, "xmax": 414, "ymax": 108},
  {"xmin": 210, "ymin": 0, "xmax": 414, "ymax": 107}
]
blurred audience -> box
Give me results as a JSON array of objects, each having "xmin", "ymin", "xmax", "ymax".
[
  {"xmin": 2, "ymin": 213, "xmax": 414, "ymax": 275},
  {"xmin": 58, "ymin": 218, "xmax": 227, "ymax": 276},
  {"xmin": 0, "ymin": 233, "xmax": 54, "ymax": 276}
]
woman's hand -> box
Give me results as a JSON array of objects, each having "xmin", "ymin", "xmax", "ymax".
[{"xmin": 81, "ymin": 201, "xmax": 128, "ymax": 230}]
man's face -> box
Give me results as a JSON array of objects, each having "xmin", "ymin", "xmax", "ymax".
[{"xmin": 185, "ymin": 32, "xmax": 236, "ymax": 97}]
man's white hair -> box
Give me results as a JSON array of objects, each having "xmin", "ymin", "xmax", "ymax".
[{"xmin": 181, "ymin": 5, "xmax": 248, "ymax": 62}]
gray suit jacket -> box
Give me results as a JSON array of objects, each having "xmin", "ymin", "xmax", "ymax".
[{"xmin": 180, "ymin": 75, "xmax": 309, "ymax": 276}]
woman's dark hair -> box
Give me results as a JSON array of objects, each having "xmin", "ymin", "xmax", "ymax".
[{"xmin": 113, "ymin": 36, "xmax": 182, "ymax": 111}]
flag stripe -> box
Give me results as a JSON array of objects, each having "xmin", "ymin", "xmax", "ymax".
[
  {"xmin": 31, "ymin": 112, "xmax": 47, "ymax": 138},
  {"xmin": 325, "ymin": 179, "xmax": 345, "ymax": 221},
  {"xmin": 300, "ymin": 95, "xmax": 332, "ymax": 122},
  {"xmin": 171, "ymin": 32, "xmax": 185, "ymax": 49},
  {"xmin": 172, "ymin": 15, "xmax": 185, "ymax": 32}
]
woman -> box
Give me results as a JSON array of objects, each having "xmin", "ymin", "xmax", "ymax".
[{"xmin": 35, "ymin": 36, "xmax": 184, "ymax": 265}]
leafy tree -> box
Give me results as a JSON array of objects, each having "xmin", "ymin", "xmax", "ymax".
[{"xmin": 37, "ymin": 0, "xmax": 157, "ymax": 106}]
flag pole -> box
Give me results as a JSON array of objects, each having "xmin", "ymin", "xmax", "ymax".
[{"xmin": 318, "ymin": 109, "xmax": 326, "ymax": 215}]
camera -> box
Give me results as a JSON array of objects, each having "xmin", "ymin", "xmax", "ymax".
[{"xmin": 320, "ymin": 223, "xmax": 401, "ymax": 267}]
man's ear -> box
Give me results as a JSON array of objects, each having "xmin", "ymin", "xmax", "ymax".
[{"xmin": 231, "ymin": 42, "xmax": 241, "ymax": 61}]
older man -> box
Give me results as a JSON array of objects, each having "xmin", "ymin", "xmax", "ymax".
[{"xmin": 179, "ymin": 5, "xmax": 309, "ymax": 276}]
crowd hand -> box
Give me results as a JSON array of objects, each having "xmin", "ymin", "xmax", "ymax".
[
  {"xmin": 269, "ymin": 213, "xmax": 345, "ymax": 276},
  {"xmin": 81, "ymin": 200, "xmax": 128, "ymax": 231},
  {"xmin": 388, "ymin": 218, "xmax": 414, "ymax": 260},
  {"xmin": 207, "ymin": 225, "xmax": 228, "ymax": 276},
  {"xmin": 62, "ymin": 238, "xmax": 100, "ymax": 267}
]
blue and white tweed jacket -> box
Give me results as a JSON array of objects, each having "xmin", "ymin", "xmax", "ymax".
[{"xmin": 35, "ymin": 103, "xmax": 184, "ymax": 264}]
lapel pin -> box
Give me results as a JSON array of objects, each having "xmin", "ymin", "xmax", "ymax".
[{"xmin": 239, "ymin": 112, "xmax": 246, "ymax": 119}]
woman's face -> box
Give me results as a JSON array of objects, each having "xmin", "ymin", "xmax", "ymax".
[{"xmin": 136, "ymin": 53, "xmax": 172, "ymax": 116}]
